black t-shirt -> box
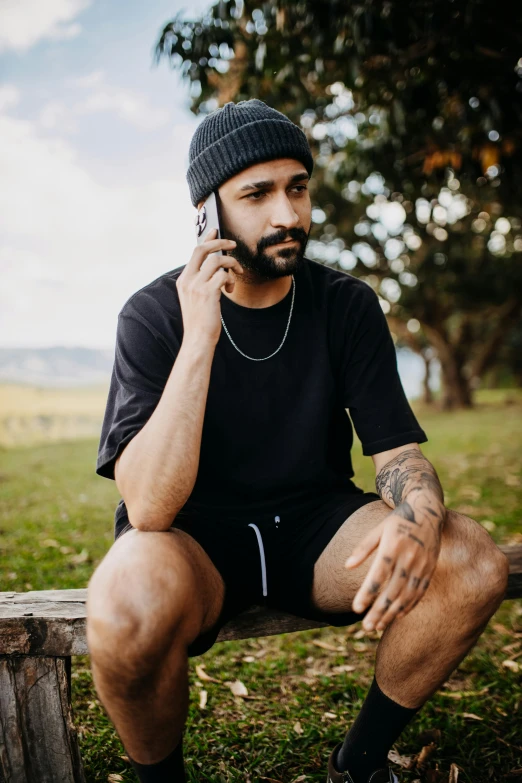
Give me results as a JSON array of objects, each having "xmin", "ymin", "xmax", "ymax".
[{"xmin": 96, "ymin": 258, "xmax": 427, "ymax": 525}]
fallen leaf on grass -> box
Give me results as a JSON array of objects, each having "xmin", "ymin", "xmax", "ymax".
[
  {"xmin": 226, "ymin": 679, "xmax": 248, "ymax": 697},
  {"xmin": 195, "ymin": 664, "xmax": 221, "ymax": 683},
  {"xmin": 198, "ymin": 689, "xmax": 207, "ymax": 709},
  {"xmin": 492, "ymin": 622, "xmax": 511, "ymax": 635},
  {"xmin": 448, "ymin": 763, "xmax": 459, "ymax": 783},
  {"xmin": 501, "ymin": 642, "xmax": 521, "ymax": 653},
  {"xmin": 387, "ymin": 749, "xmax": 414, "ymax": 768},
  {"xmin": 312, "ymin": 640, "xmax": 344, "ymax": 652},
  {"xmin": 415, "ymin": 742, "xmax": 437, "ymax": 767},
  {"xmin": 305, "ymin": 667, "xmax": 332, "ymax": 678},
  {"xmin": 323, "ymin": 712, "xmax": 337, "ymax": 719},
  {"xmin": 242, "ymin": 655, "xmax": 256, "ymax": 663},
  {"xmin": 331, "ymin": 664, "xmax": 356, "ymax": 674},
  {"xmin": 439, "ymin": 686, "xmax": 490, "ymax": 699},
  {"xmin": 502, "ymin": 659, "xmax": 520, "ymax": 672},
  {"xmin": 259, "ymin": 778, "xmax": 283, "ymax": 783},
  {"xmin": 459, "ymin": 485, "xmax": 481, "ymax": 500},
  {"xmin": 353, "ymin": 642, "xmax": 368, "ymax": 652},
  {"xmin": 108, "ymin": 775, "xmax": 123, "ymax": 782},
  {"xmin": 460, "ymin": 713, "xmax": 483, "ymax": 720},
  {"xmin": 293, "ymin": 721, "xmax": 303, "ymax": 734},
  {"xmin": 119, "ymin": 755, "xmax": 129, "ymax": 763},
  {"xmin": 42, "ymin": 539, "xmax": 60, "ymax": 548},
  {"xmin": 290, "ymin": 776, "xmax": 308, "ymax": 782},
  {"xmin": 69, "ymin": 549, "xmax": 89, "ymax": 564}
]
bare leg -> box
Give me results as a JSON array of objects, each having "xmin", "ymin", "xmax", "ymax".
[
  {"xmin": 312, "ymin": 502, "xmax": 510, "ymax": 708},
  {"xmin": 87, "ymin": 527, "xmax": 225, "ymax": 763},
  {"xmin": 373, "ymin": 510, "xmax": 510, "ymax": 707}
]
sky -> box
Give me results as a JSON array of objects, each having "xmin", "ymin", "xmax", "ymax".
[{"xmin": 0, "ymin": 0, "xmax": 212, "ymax": 349}]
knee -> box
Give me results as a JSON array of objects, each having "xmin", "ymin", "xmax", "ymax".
[
  {"xmin": 87, "ymin": 551, "xmax": 199, "ymax": 679},
  {"xmin": 472, "ymin": 544, "xmax": 510, "ymax": 606},
  {"xmin": 440, "ymin": 512, "xmax": 509, "ymax": 615}
]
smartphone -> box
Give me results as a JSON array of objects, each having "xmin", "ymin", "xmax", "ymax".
[{"xmin": 195, "ymin": 191, "xmax": 230, "ymax": 268}]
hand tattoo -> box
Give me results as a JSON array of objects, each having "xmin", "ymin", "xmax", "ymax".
[{"xmin": 375, "ymin": 449, "xmax": 446, "ymax": 536}]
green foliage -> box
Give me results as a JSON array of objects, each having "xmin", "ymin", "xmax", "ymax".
[{"xmin": 154, "ymin": 1, "xmax": 522, "ymax": 406}]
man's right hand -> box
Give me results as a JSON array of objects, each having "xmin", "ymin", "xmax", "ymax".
[{"xmin": 177, "ymin": 228, "xmax": 244, "ymax": 347}]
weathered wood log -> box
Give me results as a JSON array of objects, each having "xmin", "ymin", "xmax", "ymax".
[
  {"xmin": 0, "ymin": 543, "xmax": 520, "ymax": 783},
  {"xmin": 0, "ymin": 544, "xmax": 520, "ymax": 656},
  {"xmin": 0, "ymin": 655, "xmax": 85, "ymax": 783}
]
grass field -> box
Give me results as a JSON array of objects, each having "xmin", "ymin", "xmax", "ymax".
[{"xmin": 0, "ymin": 388, "xmax": 521, "ymax": 782}]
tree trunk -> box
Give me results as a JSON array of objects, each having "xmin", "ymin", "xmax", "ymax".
[
  {"xmin": 421, "ymin": 323, "xmax": 474, "ymax": 411},
  {"xmin": 439, "ymin": 353, "xmax": 473, "ymax": 410},
  {"xmin": 422, "ymin": 354, "xmax": 433, "ymax": 404}
]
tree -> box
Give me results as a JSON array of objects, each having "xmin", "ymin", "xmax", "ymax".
[{"xmin": 155, "ymin": 0, "xmax": 522, "ymax": 408}]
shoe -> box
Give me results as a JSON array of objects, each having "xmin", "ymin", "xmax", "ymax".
[{"xmin": 326, "ymin": 742, "xmax": 399, "ymax": 783}]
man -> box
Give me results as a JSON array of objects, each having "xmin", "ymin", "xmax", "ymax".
[{"xmin": 88, "ymin": 99, "xmax": 509, "ymax": 783}]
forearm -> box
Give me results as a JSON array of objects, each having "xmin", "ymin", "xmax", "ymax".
[
  {"xmin": 118, "ymin": 336, "xmax": 215, "ymax": 531},
  {"xmin": 375, "ymin": 448, "xmax": 447, "ymax": 537}
]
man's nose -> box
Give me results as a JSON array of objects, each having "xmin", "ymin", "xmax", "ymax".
[{"xmin": 270, "ymin": 195, "xmax": 300, "ymax": 228}]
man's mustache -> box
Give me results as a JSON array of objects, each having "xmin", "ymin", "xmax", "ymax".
[{"xmin": 261, "ymin": 230, "xmax": 308, "ymax": 249}]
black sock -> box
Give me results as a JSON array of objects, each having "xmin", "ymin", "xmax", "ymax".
[
  {"xmin": 128, "ymin": 735, "xmax": 186, "ymax": 783},
  {"xmin": 335, "ymin": 675, "xmax": 423, "ymax": 783}
]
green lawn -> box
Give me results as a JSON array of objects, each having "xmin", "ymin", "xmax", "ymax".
[{"xmin": 1, "ymin": 391, "xmax": 521, "ymax": 782}]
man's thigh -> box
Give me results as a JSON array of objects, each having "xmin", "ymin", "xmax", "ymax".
[
  {"xmin": 87, "ymin": 525, "xmax": 226, "ymax": 641},
  {"xmin": 310, "ymin": 499, "xmax": 388, "ymax": 614},
  {"xmin": 310, "ymin": 500, "xmax": 505, "ymax": 616}
]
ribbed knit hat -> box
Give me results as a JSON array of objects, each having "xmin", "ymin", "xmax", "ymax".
[{"xmin": 186, "ymin": 99, "xmax": 314, "ymax": 208}]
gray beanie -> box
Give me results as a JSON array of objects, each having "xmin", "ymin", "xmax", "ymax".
[{"xmin": 186, "ymin": 99, "xmax": 314, "ymax": 208}]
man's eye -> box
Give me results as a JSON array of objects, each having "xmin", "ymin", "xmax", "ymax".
[{"xmin": 246, "ymin": 186, "xmax": 307, "ymax": 201}]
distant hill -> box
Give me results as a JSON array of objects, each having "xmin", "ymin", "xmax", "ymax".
[
  {"xmin": 0, "ymin": 347, "xmax": 114, "ymax": 388},
  {"xmin": 0, "ymin": 345, "xmax": 439, "ymax": 397}
]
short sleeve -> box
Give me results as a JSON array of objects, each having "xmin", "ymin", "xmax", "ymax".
[
  {"xmin": 341, "ymin": 286, "xmax": 428, "ymax": 456},
  {"xmin": 96, "ymin": 312, "xmax": 177, "ymax": 480}
]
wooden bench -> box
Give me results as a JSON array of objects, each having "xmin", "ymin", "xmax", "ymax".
[{"xmin": 1, "ymin": 543, "xmax": 521, "ymax": 783}]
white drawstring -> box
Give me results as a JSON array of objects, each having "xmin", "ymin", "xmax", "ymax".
[{"xmin": 248, "ymin": 523, "xmax": 268, "ymax": 597}]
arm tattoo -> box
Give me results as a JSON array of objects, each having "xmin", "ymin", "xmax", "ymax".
[
  {"xmin": 375, "ymin": 449, "xmax": 446, "ymax": 532},
  {"xmin": 395, "ymin": 500, "xmax": 418, "ymax": 524}
]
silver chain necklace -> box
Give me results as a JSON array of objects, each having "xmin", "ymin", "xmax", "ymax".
[{"xmin": 220, "ymin": 276, "xmax": 295, "ymax": 361}]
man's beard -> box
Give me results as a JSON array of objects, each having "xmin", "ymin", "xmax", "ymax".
[{"xmin": 222, "ymin": 225, "xmax": 310, "ymax": 281}]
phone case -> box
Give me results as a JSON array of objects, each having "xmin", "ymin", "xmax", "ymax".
[{"xmin": 195, "ymin": 191, "xmax": 228, "ymax": 259}]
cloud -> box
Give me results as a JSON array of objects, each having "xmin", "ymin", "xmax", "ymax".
[
  {"xmin": 37, "ymin": 71, "xmax": 171, "ymax": 132},
  {"xmin": 0, "ymin": 85, "xmax": 20, "ymax": 112},
  {"xmin": 38, "ymin": 100, "xmax": 77, "ymax": 132},
  {"xmin": 0, "ymin": 91, "xmax": 199, "ymax": 349},
  {"xmin": 0, "ymin": 0, "xmax": 90, "ymax": 53},
  {"xmin": 74, "ymin": 86, "xmax": 171, "ymax": 131}
]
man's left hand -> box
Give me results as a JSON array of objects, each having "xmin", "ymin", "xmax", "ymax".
[{"xmin": 345, "ymin": 505, "xmax": 442, "ymax": 631}]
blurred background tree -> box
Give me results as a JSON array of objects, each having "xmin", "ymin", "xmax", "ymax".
[{"xmin": 155, "ymin": 0, "xmax": 522, "ymax": 409}]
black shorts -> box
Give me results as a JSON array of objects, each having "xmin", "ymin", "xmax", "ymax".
[{"xmin": 114, "ymin": 489, "xmax": 381, "ymax": 657}]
